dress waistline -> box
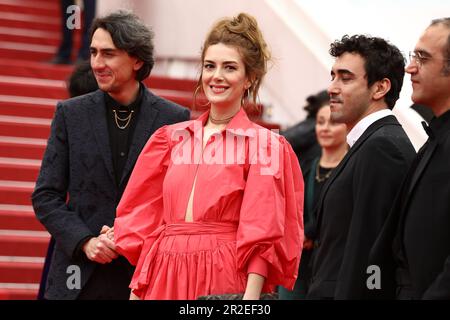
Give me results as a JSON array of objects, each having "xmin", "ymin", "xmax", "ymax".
[{"xmin": 164, "ymin": 221, "xmax": 238, "ymax": 236}]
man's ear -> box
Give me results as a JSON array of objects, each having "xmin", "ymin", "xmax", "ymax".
[
  {"xmin": 134, "ymin": 59, "xmax": 144, "ymax": 71},
  {"xmin": 372, "ymin": 78, "xmax": 391, "ymax": 101}
]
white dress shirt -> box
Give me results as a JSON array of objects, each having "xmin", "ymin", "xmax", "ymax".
[{"xmin": 346, "ymin": 109, "xmax": 393, "ymax": 148}]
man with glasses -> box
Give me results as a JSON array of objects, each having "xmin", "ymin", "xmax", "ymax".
[
  {"xmin": 307, "ymin": 34, "xmax": 416, "ymax": 299},
  {"xmin": 370, "ymin": 17, "xmax": 450, "ymax": 299}
]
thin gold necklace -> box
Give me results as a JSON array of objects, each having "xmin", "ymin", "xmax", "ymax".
[
  {"xmin": 113, "ymin": 109, "xmax": 134, "ymax": 130},
  {"xmin": 209, "ymin": 110, "xmax": 239, "ymax": 125},
  {"xmin": 315, "ymin": 161, "xmax": 333, "ymax": 182}
]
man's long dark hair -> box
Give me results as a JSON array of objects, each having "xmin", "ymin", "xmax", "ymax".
[{"xmin": 90, "ymin": 10, "xmax": 155, "ymax": 81}]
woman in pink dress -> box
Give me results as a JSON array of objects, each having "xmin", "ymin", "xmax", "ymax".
[{"xmin": 113, "ymin": 12, "xmax": 304, "ymax": 300}]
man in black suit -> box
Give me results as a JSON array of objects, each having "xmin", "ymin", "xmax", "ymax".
[
  {"xmin": 32, "ymin": 11, "xmax": 190, "ymax": 300},
  {"xmin": 370, "ymin": 17, "xmax": 450, "ymax": 300},
  {"xmin": 307, "ymin": 35, "xmax": 416, "ymax": 299}
]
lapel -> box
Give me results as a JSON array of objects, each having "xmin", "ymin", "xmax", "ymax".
[
  {"xmin": 405, "ymin": 111, "xmax": 450, "ymax": 199},
  {"xmin": 315, "ymin": 116, "xmax": 399, "ymax": 235},
  {"xmin": 405, "ymin": 139, "xmax": 438, "ymax": 199},
  {"xmin": 87, "ymin": 90, "xmax": 115, "ymax": 184},
  {"xmin": 119, "ymin": 88, "xmax": 159, "ymax": 186}
]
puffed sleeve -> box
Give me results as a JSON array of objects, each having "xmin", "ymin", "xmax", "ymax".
[
  {"xmin": 114, "ymin": 125, "xmax": 171, "ymax": 266},
  {"xmin": 237, "ymin": 133, "xmax": 304, "ymax": 291}
]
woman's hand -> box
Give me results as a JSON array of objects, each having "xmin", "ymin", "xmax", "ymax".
[{"xmin": 100, "ymin": 225, "xmax": 115, "ymax": 241}]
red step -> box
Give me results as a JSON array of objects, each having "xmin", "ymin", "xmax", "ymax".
[
  {"xmin": 0, "ymin": 116, "xmax": 51, "ymax": 139},
  {"xmin": 0, "ymin": 180, "xmax": 34, "ymax": 206},
  {"xmin": 0, "ymin": 76, "xmax": 67, "ymax": 99},
  {"xmin": 0, "ymin": 230, "xmax": 49, "ymax": 257},
  {"xmin": 0, "ymin": 12, "xmax": 60, "ymax": 32},
  {"xmin": 0, "ymin": 205, "xmax": 45, "ymax": 231},
  {"xmin": 151, "ymin": 88, "xmax": 197, "ymax": 110},
  {"xmin": 0, "ymin": 260, "xmax": 43, "ymax": 284},
  {"xmin": 0, "ymin": 42, "xmax": 55, "ymax": 62},
  {"xmin": 0, "ymin": 136, "xmax": 47, "ymax": 160},
  {"xmin": 144, "ymin": 76, "xmax": 197, "ymax": 93},
  {"xmin": 0, "ymin": 0, "xmax": 59, "ymax": 18},
  {"xmin": 0, "ymin": 27, "xmax": 60, "ymax": 46},
  {"xmin": 0, "ymin": 158, "xmax": 41, "ymax": 182},
  {"xmin": 0, "ymin": 287, "xmax": 38, "ymax": 300},
  {"xmin": 0, "ymin": 58, "xmax": 74, "ymax": 81},
  {"xmin": 0, "ymin": 96, "xmax": 56, "ymax": 119}
]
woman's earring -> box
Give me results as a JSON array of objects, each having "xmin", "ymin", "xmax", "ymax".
[
  {"xmin": 193, "ymin": 85, "xmax": 211, "ymax": 109},
  {"xmin": 241, "ymin": 88, "xmax": 250, "ymax": 107}
]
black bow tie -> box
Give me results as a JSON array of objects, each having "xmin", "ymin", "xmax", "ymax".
[{"xmin": 421, "ymin": 121, "xmax": 435, "ymax": 139}]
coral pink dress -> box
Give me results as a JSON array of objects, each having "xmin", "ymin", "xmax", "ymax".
[{"xmin": 114, "ymin": 108, "xmax": 304, "ymax": 299}]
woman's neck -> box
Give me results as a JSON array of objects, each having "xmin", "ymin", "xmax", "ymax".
[
  {"xmin": 319, "ymin": 144, "xmax": 348, "ymax": 168},
  {"xmin": 209, "ymin": 101, "xmax": 241, "ymax": 120},
  {"xmin": 207, "ymin": 103, "xmax": 241, "ymax": 128}
]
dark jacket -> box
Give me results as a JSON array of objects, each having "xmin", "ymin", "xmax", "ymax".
[
  {"xmin": 282, "ymin": 117, "xmax": 321, "ymax": 171},
  {"xmin": 31, "ymin": 87, "xmax": 190, "ymax": 299},
  {"xmin": 308, "ymin": 115, "xmax": 416, "ymax": 299},
  {"xmin": 370, "ymin": 110, "xmax": 450, "ymax": 299}
]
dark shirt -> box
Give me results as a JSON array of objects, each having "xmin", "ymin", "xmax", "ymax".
[
  {"xmin": 395, "ymin": 110, "xmax": 450, "ymax": 296},
  {"xmin": 313, "ymin": 165, "xmax": 333, "ymax": 209},
  {"xmin": 104, "ymin": 83, "xmax": 144, "ymax": 186},
  {"xmin": 74, "ymin": 84, "xmax": 144, "ymax": 258},
  {"xmin": 304, "ymin": 158, "xmax": 333, "ymax": 240}
]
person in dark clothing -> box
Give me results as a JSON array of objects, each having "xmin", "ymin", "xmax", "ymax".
[
  {"xmin": 50, "ymin": 0, "xmax": 97, "ymax": 64},
  {"xmin": 282, "ymin": 90, "xmax": 329, "ymax": 171},
  {"xmin": 410, "ymin": 103, "xmax": 434, "ymax": 123},
  {"xmin": 369, "ymin": 17, "xmax": 450, "ymax": 300},
  {"xmin": 279, "ymin": 98, "xmax": 348, "ymax": 299},
  {"xmin": 37, "ymin": 61, "xmax": 99, "ymax": 300},
  {"xmin": 32, "ymin": 10, "xmax": 190, "ymax": 300},
  {"xmin": 67, "ymin": 61, "xmax": 99, "ymax": 98},
  {"xmin": 307, "ymin": 34, "xmax": 416, "ymax": 299}
]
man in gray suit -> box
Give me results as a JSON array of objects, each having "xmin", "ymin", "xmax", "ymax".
[{"xmin": 32, "ymin": 11, "xmax": 190, "ymax": 299}]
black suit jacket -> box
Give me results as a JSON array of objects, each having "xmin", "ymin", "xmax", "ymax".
[
  {"xmin": 282, "ymin": 118, "xmax": 321, "ymax": 171},
  {"xmin": 308, "ymin": 115, "xmax": 416, "ymax": 299},
  {"xmin": 31, "ymin": 87, "xmax": 190, "ymax": 299},
  {"xmin": 370, "ymin": 110, "xmax": 450, "ymax": 299}
]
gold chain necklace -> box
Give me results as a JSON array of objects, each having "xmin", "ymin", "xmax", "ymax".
[
  {"xmin": 208, "ymin": 110, "xmax": 240, "ymax": 125},
  {"xmin": 315, "ymin": 161, "xmax": 333, "ymax": 182},
  {"xmin": 113, "ymin": 110, "xmax": 134, "ymax": 130}
]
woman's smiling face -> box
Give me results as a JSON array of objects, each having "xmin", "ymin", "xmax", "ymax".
[{"xmin": 202, "ymin": 43, "xmax": 251, "ymax": 110}]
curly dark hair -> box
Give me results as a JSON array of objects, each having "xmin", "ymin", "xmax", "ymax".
[
  {"xmin": 67, "ymin": 61, "xmax": 98, "ymax": 98},
  {"xmin": 329, "ymin": 35, "xmax": 405, "ymax": 109},
  {"xmin": 303, "ymin": 90, "xmax": 329, "ymax": 118},
  {"xmin": 90, "ymin": 10, "xmax": 155, "ymax": 81}
]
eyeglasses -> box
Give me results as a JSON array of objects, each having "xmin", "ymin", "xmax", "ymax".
[{"xmin": 409, "ymin": 51, "xmax": 450, "ymax": 68}]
